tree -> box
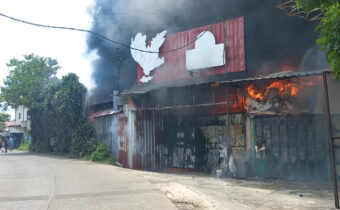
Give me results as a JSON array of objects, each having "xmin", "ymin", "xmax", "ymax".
[
  {"xmin": 0, "ymin": 54, "xmax": 60, "ymax": 109},
  {"xmin": 282, "ymin": 0, "xmax": 340, "ymax": 77},
  {"xmin": 0, "ymin": 55, "xmax": 94, "ymax": 154},
  {"xmin": 0, "ymin": 54, "xmax": 60, "ymax": 152},
  {"xmin": 51, "ymin": 73, "xmax": 87, "ymax": 153},
  {"xmin": 0, "ymin": 113, "xmax": 10, "ymax": 131},
  {"xmin": 315, "ymin": 2, "xmax": 340, "ymax": 78}
]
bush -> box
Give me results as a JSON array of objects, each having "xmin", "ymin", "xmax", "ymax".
[
  {"xmin": 90, "ymin": 142, "xmax": 115, "ymax": 164},
  {"xmin": 70, "ymin": 123, "xmax": 97, "ymax": 158}
]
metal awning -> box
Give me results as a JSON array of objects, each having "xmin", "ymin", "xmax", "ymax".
[
  {"xmin": 88, "ymin": 109, "xmax": 122, "ymax": 123},
  {"xmin": 122, "ymin": 70, "xmax": 328, "ymax": 95}
]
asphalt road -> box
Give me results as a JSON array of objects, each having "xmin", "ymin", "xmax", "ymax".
[{"xmin": 0, "ymin": 151, "xmax": 176, "ymax": 210}]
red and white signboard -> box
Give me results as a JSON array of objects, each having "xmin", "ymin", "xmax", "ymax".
[{"xmin": 132, "ymin": 16, "xmax": 245, "ymax": 85}]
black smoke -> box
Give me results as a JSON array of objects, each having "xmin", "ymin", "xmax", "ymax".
[{"xmin": 87, "ymin": 0, "xmax": 327, "ymax": 104}]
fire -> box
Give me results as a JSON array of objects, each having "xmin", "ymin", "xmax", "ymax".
[
  {"xmin": 247, "ymin": 80, "xmax": 301, "ymax": 101},
  {"xmin": 244, "ymin": 76, "xmax": 321, "ymax": 111},
  {"xmin": 264, "ymin": 81, "xmax": 299, "ymax": 97},
  {"xmin": 248, "ymin": 84, "xmax": 264, "ymax": 100}
]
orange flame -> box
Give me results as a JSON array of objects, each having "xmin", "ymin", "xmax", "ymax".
[
  {"xmin": 247, "ymin": 80, "xmax": 301, "ymax": 101},
  {"xmin": 248, "ymin": 84, "xmax": 264, "ymax": 101},
  {"xmin": 244, "ymin": 76, "xmax": 321, "ymax": 111}
]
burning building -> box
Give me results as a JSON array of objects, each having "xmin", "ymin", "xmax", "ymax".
[{"xmin": 87, "ymin": 0, "xmax": 340, "ymax": 184}]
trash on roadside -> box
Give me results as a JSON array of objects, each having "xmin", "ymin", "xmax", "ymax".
[
  {"xmin": 116, "ymin": 161, "xmax": 123, "ymax": 167},
  {"xmin": 216, "ymin": 169, "xmax": 222, "ymax": 178}
]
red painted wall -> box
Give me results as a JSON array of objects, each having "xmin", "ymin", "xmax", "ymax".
[
  {"xmin": 137, "ymin": 16, "xmax": 245, "ymax": 85},
  {"xmin": 118, "ymin": 117, "xmax": 128, "ymax": 167}
]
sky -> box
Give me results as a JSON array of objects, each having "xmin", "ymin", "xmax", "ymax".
[{"xmin": 0, "ymin": 0, "xmax": 97, "ymax": 119}]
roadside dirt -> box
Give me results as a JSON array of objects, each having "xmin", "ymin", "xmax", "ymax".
[{"xmin": 132, "ymin": 170, "xmax": 335, "ymax": 210}]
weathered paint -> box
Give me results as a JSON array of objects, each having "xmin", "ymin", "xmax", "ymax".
[
  {"xmin": 92, "ymin": 114, "xmax": 118, "ymax": 159},
  {"xmin": 127, "ymin": 108, "xmax": 136, "ymax": 169},
  {"xmin": 200, "ymin": 114, "xmax": 246, "ymax": 176},
  {"xmin": 137, "ymin": 16, "xmax": 245, "ymax": 85},
  {"xmin": 253, "ymin": 115, "xmax": 330, "ymax": 180},
  {"xmin": 118, "ymin": 117, "xmax": 128, "ymax": 167},
  {"xmin": 135, "ymin": 110, "xmax": 163, "ymax": 171}
]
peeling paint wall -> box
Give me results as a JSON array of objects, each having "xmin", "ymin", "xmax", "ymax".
[
  {"xmin": 118, "ymin": 116, "xmax": 128, "ymax": 167},
  {"xmin": 201, "ymin": 114, "xmax": 249, "ymax": 177},
  {"xmin": 160, "ymin": 113, "xmax": 249, "ymax": 177},
  {"xmin": 118, "ymin": 104, "xmax": 163, "ymax": 171}
]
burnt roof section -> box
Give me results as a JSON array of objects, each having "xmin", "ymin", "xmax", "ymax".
[{"xmin": 122, "ymin": 70, "xmax": 328, "ymax": 95}]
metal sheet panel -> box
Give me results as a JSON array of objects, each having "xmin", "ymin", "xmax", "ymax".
[
  {"xmin": 136, "ymin": 110, "xmax": 163, "ymax": 171},
  {"xmin": 137, "ymin": 17, "xmax": 245, "ymax": 85},
  {"xmin": 118, "ymin": 117, "xmax": 128, "ymax": 167}
]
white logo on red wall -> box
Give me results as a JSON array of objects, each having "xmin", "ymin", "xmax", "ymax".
[
  {"xmin": 186, "ymin": 31, "xmax": 225, "ymax": 71},
  {"xmin": 130, "ymin": 31, "xmax": 167, "ymax": 83}
]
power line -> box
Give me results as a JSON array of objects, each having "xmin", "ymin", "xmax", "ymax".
[
  {"xmin": 89, "ymin": 21, "xmax": 171, "ymax": 28},
  {"xmin": 0, "ymin": 12, "xmax": 207, "ymax": 54},
  {"xmin": 111, "ymin": 12, "xmax": 163, "ymax": 15}
]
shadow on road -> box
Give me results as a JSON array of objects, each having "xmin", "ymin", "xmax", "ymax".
[
  {"xmin": 0, "ymin": 151, "xmax": 33, "ymax": 156},
  {"xmin": 0, "ymin": 150, "xmax": 69, "ymax": 160}
]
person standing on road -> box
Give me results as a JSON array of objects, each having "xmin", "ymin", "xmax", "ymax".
[
  {"xmin": 9, "ymin": 136, "xmax": 14, "ymax": 151},
  {"xmin": 0, "ymin": 137, "xmax": 3, "ymax": 152},
  {"xmin": 4, "ymin": 137, "xmax": 8, "ymax": 153}
]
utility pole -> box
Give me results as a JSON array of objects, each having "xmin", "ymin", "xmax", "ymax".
[
  {"xmin": 113, "ymin": 48, "xmax": 124, "ymax": 111},
  {"xmin": 111, "ymin": 48, "xmax": 125, "ymax": 160}
]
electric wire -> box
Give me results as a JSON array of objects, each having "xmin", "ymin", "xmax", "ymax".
[{"xmin": 0, "ymin": 12, "xmax": 207, "ymax": 54}]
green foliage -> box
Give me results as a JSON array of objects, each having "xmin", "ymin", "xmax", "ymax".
[
  {"xmin": 295, "ymin": 0, "xmax": 337, "ymax": 11},
  {"xmin": 90, "ymin": 142, "xmax": 115, "ymax": 164},
  {"xmin": 25, "ymin": 73, "xmax": 87, "ymax": 154},
  {"xmin": 293, "ymin": 0, "xmax": 340, "ymax": 77},
  {"xmin": 0, "ymin": 54, "xmax": 59, "ymax": 109},
  {"xmin": 1, "ymin": 54, "xmax": 89, "ymax": 154},
  {"xmin": 0, "ymin": 54, "xmax": 59, "ymax": 152},
  {"xmin": 317, "ymin": 4, "xmax": 340, "ymax": 78},
  {"xmin": 70, "ymin": 123, "xmax": 97, "ymax": 158},
  {"xmin": 29, "ymin": 108, "xmax": 51, "ymax": 153},
  {"xmin": 0, "ymin": 113, "xmax": 10, "ymax": 131},
  {"xmin": 18, "ymin": 140, "xmax": 31, "ymax": 151},
  {"xmin": 51, "ymin": 73, "xmax": 87, "ymax": 153}
]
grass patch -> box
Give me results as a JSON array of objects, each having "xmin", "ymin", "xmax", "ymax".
[{"xmin": 18, "ymin": 141, "xmax": 31, "ymax": 151}]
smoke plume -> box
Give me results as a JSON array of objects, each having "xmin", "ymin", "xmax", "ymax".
[{"xmin": 87, "ymin": 0, "xmax": 327, "ymax": 104}]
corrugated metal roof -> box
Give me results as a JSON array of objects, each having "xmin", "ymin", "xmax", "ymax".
[
  {"xmin": 88, "ymin": 109, "xmax": 122, "ymax": 122},
  {"xmin": 123, "ymin": 70, "xmax": 328, "ymax": 95},
  {"xmin": 219, "ymin": 70, "xmax": 327, "ymax": 84}
]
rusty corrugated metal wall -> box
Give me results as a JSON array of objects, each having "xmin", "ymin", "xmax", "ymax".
[
  {"xmin": 93, "ymin": 115, "xmax": 117, "ymax": 158},
  {"xmin": 135, "ymin": 110, "xmax": 163, "ymax": 171}
]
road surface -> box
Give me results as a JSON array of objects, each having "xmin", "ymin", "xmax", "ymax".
[{"xmin": 0, "ymin": 151, "xmax": 176, "ymax": 210}]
